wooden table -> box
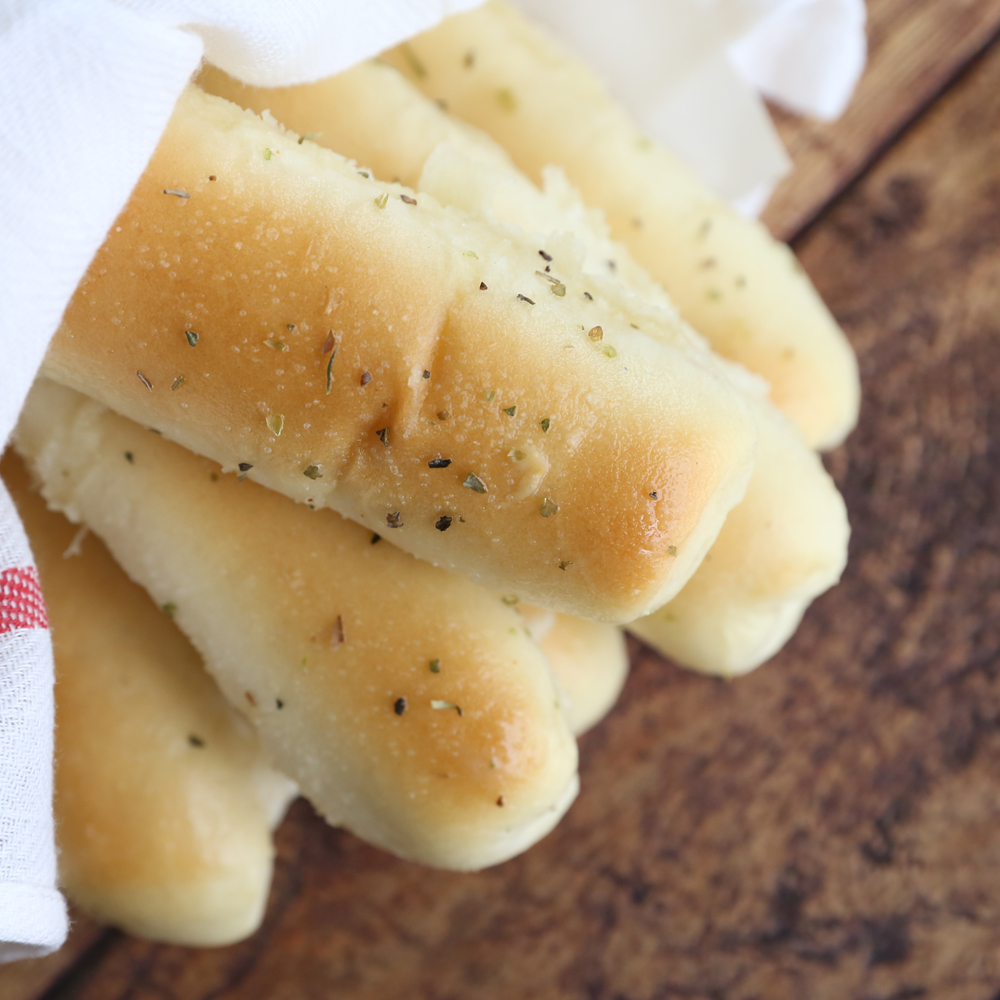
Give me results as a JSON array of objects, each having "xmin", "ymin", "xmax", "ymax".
[{"xmin": 6, "ymin": 2, "xmax": 1000, "ymax": 996}]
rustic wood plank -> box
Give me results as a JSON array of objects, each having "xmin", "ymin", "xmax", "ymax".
[
  {"xmin": 762, "ymin": 0, "xmax": 1000, "ymax": 240},
  {"xmin": 0, "ymin": 917, "xmax": 106, "ymax": 1000},
  {"xmin": 30, "ymin": 27, "xmax": 1000, "ymax": 999}
]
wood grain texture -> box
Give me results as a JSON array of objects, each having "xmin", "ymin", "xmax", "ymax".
[
  {"xmin": 0, "ymin": 918, "xmax": 105, "ymax": 1000},
  {"xmin": 762, "ymin": 0, "xmax": 1000, "ymax": 240},
  {"xmin": 25, "ymin": 24, "xmax": 1000, "ymax": 1000}
]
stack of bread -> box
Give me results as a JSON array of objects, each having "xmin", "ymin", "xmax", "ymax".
[{"xmin": 5, "ymin": 0, "xmax": 854, "ymax": 946}]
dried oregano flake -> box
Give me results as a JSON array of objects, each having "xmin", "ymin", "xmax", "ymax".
[{"xmin": 326, "ymin": 349, "xmax": 338, "ymax": 394}]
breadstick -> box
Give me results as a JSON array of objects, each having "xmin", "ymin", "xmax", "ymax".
[
  {"xmin": 198, "ymin": 66, "xmax": 848, "ymax": 674},
  {"xmin": 520, "ymin": 605, "xmax": 628, "ymax": 735},
  {"xmin": 15, "ymin": 379, "xmax": 579, "ymax": 871},
  {"xmin": 1, "ymin": 452, "xmax": 294, "ymax": 946},
  {"xmin": 382, "ymin": 0, "xmax": 860, "ymax": 449},
  {"xmin": 42, "ymin": 84, "xmax": 757, "ymax": 625},
  {"xmin": 628, "ymin": 404, "xmax": 849, "ymax": 674}
]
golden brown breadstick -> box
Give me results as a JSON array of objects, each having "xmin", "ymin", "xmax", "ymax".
[
  {"xmin": 16, "ymin": 379, "xmax": 579, "ymax": 871},
  {"xmin": 42, "ymin": 84, "xmax": 756, "ymax": 625},
  {"xmin": 628, "ymin": 403, "xmax": 849, "ymax": 675},
  {"xmin": 520, "ymin": 605, "xmax": 628, "ymax": 735},
  {"xmin": 1, "ymin": 452, "xmax": 293, "ymax": 946},
  {"xmin": 198, "ymin": 65, "xmax": 848, "ymax": 674},
  {"xmin": 383, "ymin": 0, "xmax": 860, "ymax": 449}
]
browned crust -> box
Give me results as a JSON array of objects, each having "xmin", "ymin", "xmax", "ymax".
[{"xmin": 43, "ymin": 85, "xmax": 755, "ymax": 623}]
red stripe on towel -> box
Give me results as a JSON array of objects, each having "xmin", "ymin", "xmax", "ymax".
[{"xmin": 0, "ymin": 566, "xmax": 49, "ymax": 633}]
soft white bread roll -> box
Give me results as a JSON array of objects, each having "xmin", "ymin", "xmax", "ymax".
[
  {"xmin": 200, "ymin": 67, "xmax": 849, "ymax": 674},
  {"xmin": 1, "ymin": 451, "xmax": 294, "ymax": 946},
  {"xmin": 42, "ymin": 84, "xmax": 757, "ymax": 624},
  {"xmin": 520, "ymin": 605, "xmax": 628, "ymax": 736},
  {"xmin": 383, "ymin": 0, "xmax": 860, "ymax": 449},
  {"xmin": 16, "ymin": 379, "xmax": 579, "ymax": 871}
]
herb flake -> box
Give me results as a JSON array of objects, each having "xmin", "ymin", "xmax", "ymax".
[
  {"xmin": 184, "ymin": 329, "xmax": 200, "ymax": 347},
  {"xmin": 304, "ymin": 465, "xmax": 323, "ymax": 479},
  {"xmin": 429, "ymin": 659, "xmax": 441, "ymax": 673},
  {"xmin": 264, "ymin": 338, "xmax": 288, "ymax": 351},
  {"xmin": 171, "ymin": 375, "xmax": 186, "ymax": 391},
  {"xmin": 374, "ymin": 191, "xmax": 389, "ymax": 209},
  {"xmin": 376, "ymin": 427, "xmax": 389, "ymax": 446},
  {"xmin": 394, "ymin": 697, "xmax": 408, "ymax": 716},
  {"xmin": 400, "ymin": 193, "xmax": 417, "ymax": 205},
  {"xmin": 431, "ymin": 699, "xmax": 463, "ymax": 716},
  {"xmin": 332, "ymin": 614, "xmax": 345, "ymax": 648},
  {"xmin": 326, "ymin": 349, "xmax": 338, "ymax": 394},
  {"xmin": 162, "ymin": 602, "xmax": 176, "ymax": 618},
  {"xmin": 540, "ymin": 418, "xmax": 551, "ymax": 432},
  {"xmin": 266, "ymin": 413, "xmax": 284, "ymax": 437},
  {"xmin": 496, "ymin": 88, "xmax": 517, "ymax": 111},
  {"xmin": 435, "ymin": 515, "xmax": 453, "ymax": 532},
  {"xmin": 387, "ymin": 510, "xmax": 403, "ymax": 528},
  {"xmin": 503, "ymin": 405, "xmax": 517, "ymax": 417},
  {"xmin": 539, "ymin": 498, "xmax": 559, "ymax": 517},
  {"xmin": 401, "ymin": 42, "xmax": 427, "ymax": 78},
  {"xmin": 428, "ymin": 458, "xmax": 452, "ymax": 469},
  {"xmin": 136, "ymin": 370, "xmax": 153, "ymax": 391},
  {"xmin": 163, "ymin": 189, "xmax": 190, "ymax": 198},
  {"xmin": 517, "ymin": 294, "xmax": 535, "ymax": 305},
  {"xmin": 463, "ymin": 473, "xmax": 487, "ymax": 494}
]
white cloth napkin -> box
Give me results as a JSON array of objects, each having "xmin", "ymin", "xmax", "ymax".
[
  {"xmin": 515, "ymin": 0, "xmax": 866, "ymax": 212},
  {"xmin": 0, "ymin": 0, "xmax": 865, "ymax": 961}
]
